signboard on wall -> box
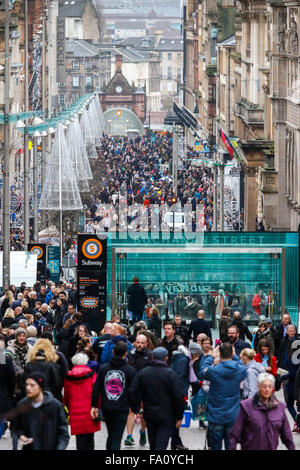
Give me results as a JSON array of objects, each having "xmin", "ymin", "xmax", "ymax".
[
  {"xmin": 28, "ymin": 243, "xmax": 47, "ymax": 284},
  {"xmin": 77, "ymin": 234, "xmax": 107, "ymax": 332}
]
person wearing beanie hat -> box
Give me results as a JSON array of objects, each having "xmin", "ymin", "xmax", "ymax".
[
  {"xmin": 152, "ymin": 346, "xmax": 168, "ymax": 361},
  {"xmin": 189, "ymin": 342, "xmax": 202, "ymax": 356},
  {"xmin": 129, "ymin": 345, "xmax": 185, "ymax": 450},
  {"xmin": 11, "ymin": 371, "xmax": 69, "ymax": 450}
]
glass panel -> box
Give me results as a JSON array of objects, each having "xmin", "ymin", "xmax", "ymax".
[{"xmin": 104, "ymin": 232, "xmax": 299, "ymax": 326}]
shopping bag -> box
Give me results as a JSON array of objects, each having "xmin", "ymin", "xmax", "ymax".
[
  {"xmin": 191, "ymin": 388, "xmax": 208, "ymax": 422},
  {"xmin": 181, "ymin": 401, "xmax": 192, "ymax": 428}
]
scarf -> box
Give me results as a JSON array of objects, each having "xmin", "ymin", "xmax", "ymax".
[{"xmin": 14, "ymin": 342, "xmax": 29, "ymax": 369}]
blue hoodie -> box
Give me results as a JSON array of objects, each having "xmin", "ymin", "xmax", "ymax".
[
  {"xmin": 199, "ymin": 354, "xmax": 247, "ymax": 425},
  {"xmin": 101, "ymin": 335, "xmax": 133, "ymax": 364}
]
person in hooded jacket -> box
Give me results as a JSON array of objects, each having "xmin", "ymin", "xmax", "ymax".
[
  {"xmin": 230, "ymin": 373, "xmax": 295, "ymax": 450},
  {"xmin": 63, "ymin": 353, "xmax": 100, "ymax": 450},
  {"xmin": 240, "ymin": 348, "xmax": 265, "ymax": 399},
  {"xmin": 101, "ymin": 324, "xmax": 133, "ymax": 364},
  {"xmin": 91, "ymin": 341, "xmax": 136, "ymax": 450},
  {"xmin": 198, "ymin": 342, "xmax": 247, "ymax": 450}
]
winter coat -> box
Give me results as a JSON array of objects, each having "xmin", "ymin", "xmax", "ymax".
[
  {"xmin": 147, "ymin": 316, "xmax": 162, "ymax": 339},
  {"xmin": 0, "ymin": 355, "xmax": 16, "ymax": 415},
  {"xmin": 129, "ymin": 360, "xmax": 185, "ymax": 426},
  {"xmin": 171, "ymin": 345, "xmax": 190, "ymax": 396},
  {"xmin": 232, "ymin": 338, "xmax": 251, "ymax": 357},
  {"xmin": 254, "ymin": 353, "xmax": 277, "ymax": 377},
  {"xmin": 198, "ymin": 354, "xmax": 247, "ymax": 424},
  {"xmin": 127, "ymin": 283, "xmax": 147, "ymax": 314},
  {"xmin": 219, "ymin": 316, "xmax": 231, "ymax": 342},
  {"xmin": 229, "ymin": 319, "xmax": 253, "ymax": 342},
  {"xmin": 127, "ymin": 347, "xmax": 153, "ymax": 371},
  {"xmin": 6, "ymin": 340, "xmax": 32, "ymax": 372},
  {"xmin": 188, "ymin": 318, "xmax": 212, "ymax": 342},
  {"xmin": 253, "ymin": 329, "xmax": 274, "ymax": 352},
  {"xmin": 174, "ymin": 324, "xmax": 189, "ymax": 346},
  {"xmin": 161, "ymin": 335, "xmax": 180, "ymax": 365},
  {"xmin": 101, "ymin": 335, "xmax": 133, "ymax": 364},
  {"xmin": 63, "ymin": 365, "xmax": 100, "ymax": 436},
  {"xmin": 24, "ymin": 360, "xmax": 64, "ymax": 401},
  {"xmin": 230, "ymin": 394, "xmax": 295, "ymax": 450},
  {"xmin": 12, "ymin": 391, "xmax": 69, "ymax": 450},
  {"xmin": 242, "ymin": 360, "xmax": 265, "ymax": 399},
  {"xmin": 1, "ymin": 317, "xmax": 15, "ymax": 329},
  {"xmin": 278, "ymin": 335, "xmax": 298, "ymax": 369},
  {"xmin": 91, "ymin": 334, "xmax": 112, "ymax": 361},
  {"xmin": 91, "ymin": 357, "xmax": 136, "ymax": 412}
]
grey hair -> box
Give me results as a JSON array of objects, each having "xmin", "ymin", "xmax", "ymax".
[
  {"xmin": 287, "ymin": 324, "xmax": 296, "ymax": 330},
  {"xmin": 71, "ymin": 353, "xmax": 89, "ymax": 366},
  {"xmin": 19, "ymin": 319, "xmax": 28, "ymax": 327},
  {"xmin": 257, "ymin": 372, "xmax": 275, "ymax": 386}
]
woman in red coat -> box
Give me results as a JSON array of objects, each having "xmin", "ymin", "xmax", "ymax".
[
  {"xmin": 254, "ymin": 339, "xmax": 277, "ymax": 377},
  {"xmin": 64, "ymin": 353, "xmax": 101, "ymax": 450}
]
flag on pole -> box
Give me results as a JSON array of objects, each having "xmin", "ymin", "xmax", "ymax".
[{"xmin": 219, "ymin": 127, "xmax": 234, "ymax": 158}]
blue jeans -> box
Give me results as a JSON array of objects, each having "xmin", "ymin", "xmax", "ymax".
[{"xmin": 208, "ymin": 421, "xmax": 235, "ymax": 450}]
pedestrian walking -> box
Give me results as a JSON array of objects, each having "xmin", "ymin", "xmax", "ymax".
[
  {"xmin": 127, "ymin": 277, "xmax": 147, "ymax": 324},
  {"xmin": 11, "ymin": 371, "xmax": 69, "ymax": 450},
  {"xmin": 198, "ymin": 343, "xmax": 247, "ymax": 450},
  {"xmin": 188, "ymin": 310, "xmax": 212, "ymax": 342},
  {"xmin": 91, "ymin": 341, "xmax": 136, "ymax": 450},
  {"xmin": 230, "ymin": 373, "xmax": 295, "ymax": 450},
  {"xmin": 129, "ymin": 347, "xmax": 185, "ymax": 451},
  {"xmin": 240, "ymin": 348, "xmax": 264, "ymax": 398},
  {"xmin": 64, "ymin": 353, "xmax": 100, "ymax": 450}
]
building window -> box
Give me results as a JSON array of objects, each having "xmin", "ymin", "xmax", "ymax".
[
  {"xmin": 167, "ymin": 67, "xmax": 172, "ymax": 79},
  {"xmin": 177, "ymin": 68, "xmax": 181, "ymax": 81},
  {"xmin": 167, "ymin": 81, "xmax": 172, "ymax": 92},
  {"xmin": 72, "ymin": 76, "xmax": 80, "ymax": 87},
  {"xmin": 85, "ymin": 75, "xmax": 92, "ymax": 87},
  {"xmin": 168, "ymin": 53, "xmax": 172, "ymax": 60},
  {"xmin": 59, "ymin": 94, "xmax": 65, "ymax": 105},
  {"xmin": 158, "ymin": 52, "xmax": 162, "ymax": 60},
  {"xmin": 85, "ymin": 60, "xmax": 92, "ymax": 70},
  {"xmin": 72, "ymin": 61, "xmax": 80, "ymax": 70}
]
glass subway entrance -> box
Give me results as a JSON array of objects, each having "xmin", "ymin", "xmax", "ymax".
[{"xmin": 106, "ymin": 232, "xmax": 299, "ymax": 326}]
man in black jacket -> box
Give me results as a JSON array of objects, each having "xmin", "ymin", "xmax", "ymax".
[
  {"xmin": 127, "ymin": 276, "xmax": 147, "ymax": 323},
  {"xmin": 188, "ymin": 310, "xmax": 212, "ymax": 342},
  {"xmin": 91, "ymin": 341, "xmax": 136, "ymax": 450},
  {"xmin": 129, "ymin": 347, "xmax": 185, "ymax": 450},
  {"xmin": 229, "ymin": 311, "xmax": 253, "ymax": 342},
  {"xmin": 11, "ymin": 371, "xmax": 69, "ymax": 450},
  {"xmin": 274, "ymin": 312, "xmax": 291, "ymax": 359},
  {"xmin": 174, "ymin": 315, "xmax": 189, "ymax": 346},
  {"xmin": 162, "ymin": 322, "xmax": 180, "ymax": 365}
]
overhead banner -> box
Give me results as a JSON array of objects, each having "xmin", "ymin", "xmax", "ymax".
[
  {"xmin": 77, "ymin": 234, "xmax": 107, "ymax": 332},
  {"xmin": 28, "ymin": 243, "xmax": 47, "ymax": 284}
]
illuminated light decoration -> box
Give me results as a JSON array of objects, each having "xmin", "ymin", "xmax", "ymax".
[{"xmin": 116, "ymin": 109, "xmax": 122, "ymax": 117}]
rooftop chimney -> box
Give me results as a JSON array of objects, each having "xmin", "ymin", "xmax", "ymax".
[{"xmin": 115, "ymin": 54, "xmax": 123, "ymax": 73}]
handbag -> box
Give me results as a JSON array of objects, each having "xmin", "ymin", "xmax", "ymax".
[{"xmin": 191, "ymin": 388, "xmax": 208, "ymax": 422}]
